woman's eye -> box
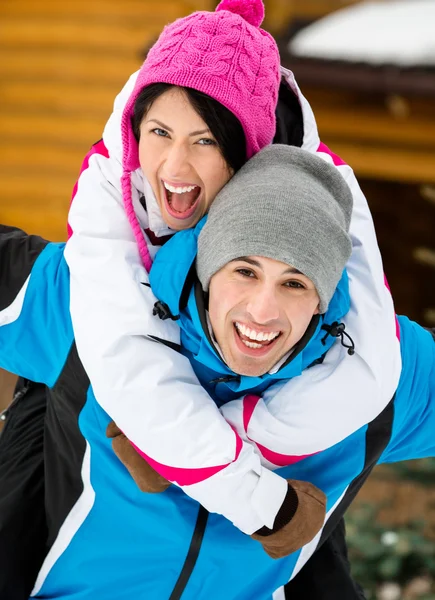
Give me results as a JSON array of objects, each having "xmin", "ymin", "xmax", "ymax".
[
  {"xmin": 196, "ymin": 138, "xmax": 217, "ymax": 146},
  {"xmin": 152, "ymin": 128, "xmax": 169, "ymax": 137},
  {"xmin": 284, "ymin": 280, "xmax": 305, "ymax": 289}
]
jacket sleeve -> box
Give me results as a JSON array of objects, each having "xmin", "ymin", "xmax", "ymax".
[
  {"xmin": 0, "ymin": 226, "xmax": 74, "ymax": 387},
  {"xmin": 64, "ymin": 76, "xmax": 288, "ymax": 536},
  {"xmin": 379, "ymin": 319, "xmax": 435, "ymax": 464},
  {"xmin": 221, "ymin": 152, "xmax": 403, "ymax": 462}
]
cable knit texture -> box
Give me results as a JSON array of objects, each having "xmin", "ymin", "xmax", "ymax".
[{"xmin": 119, "ymin": 0, "xmax": 281, "ymax": 270}]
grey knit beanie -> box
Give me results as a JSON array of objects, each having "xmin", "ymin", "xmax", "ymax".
[{"xmin": 196, "ymin": 144, "xmax": 353, "ymax": 313}]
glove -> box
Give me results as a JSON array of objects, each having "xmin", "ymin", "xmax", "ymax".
[
  {"xmin": 106, "ymin": 421, "xmax": 171, "ymax": 493},
  {"xmin": 251, "ymin": 479, "xmax": 326, "ymax": 559},
  {"xmin": 107, "ymin": 420, "xmax": 325, "ymax": 552}
]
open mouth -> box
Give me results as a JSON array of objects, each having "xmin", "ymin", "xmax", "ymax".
[
  {"xmin": 233, "ymin": 322, "xmax": 281, "ymax": 354},
  {"xmin": 162, "ymin": 180, "xmax": 201, "ymax": 220}
]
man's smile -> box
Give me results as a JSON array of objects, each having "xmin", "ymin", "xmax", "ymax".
[{"xmin": 233, "ymin": 322, "xmax": 282, "ymax": 356}]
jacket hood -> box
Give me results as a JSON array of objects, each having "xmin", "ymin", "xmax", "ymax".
[
  {"xmin": 150, "ymin": 217, "xmax": 351, "ymax": 402},
  {"xmin": 101, "ymin": 66, "xmax": 321, "ymax": 243}
]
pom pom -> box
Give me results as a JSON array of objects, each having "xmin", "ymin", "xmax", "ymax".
[{"xmin": 216, "ymin": 0, "xmax": 264, "ymax": 28}]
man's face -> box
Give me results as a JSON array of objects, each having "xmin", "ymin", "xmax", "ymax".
[{"xmin": 208, "ymin": 256, "xmax": 320, "ymax": 377}]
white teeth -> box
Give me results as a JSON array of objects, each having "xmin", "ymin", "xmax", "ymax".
[
  {"xmin": 163, "ymin": 182, "xmax": 197, "ymax": 194},
  {"xmin": 242, "ymin": 340, "xmax": 263, "ymax": 349},
  {"xmin": 235, "ymin": 322, "xmax": 280, "ymax": 342}
]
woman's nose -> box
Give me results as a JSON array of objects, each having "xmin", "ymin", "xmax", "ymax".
[{"xmin": 164, "ymin": 143, "xmax": 190, "ymax": 177}]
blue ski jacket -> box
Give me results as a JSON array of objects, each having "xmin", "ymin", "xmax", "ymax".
[{"xmin": 0, "ymin": 225, "xmax": 434, "ymax": 600}]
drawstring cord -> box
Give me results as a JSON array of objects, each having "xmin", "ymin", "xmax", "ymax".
[
  {"xmin": 209, "ymin": 375, "xmax": 240, "ymax": 385},
  {"xmin": 321, "ymin": 321, "xmax": 355, "ymax": 356},
  {"xmin": 152, "ymin": 301, "xmax": 180, "ymax": 321}
]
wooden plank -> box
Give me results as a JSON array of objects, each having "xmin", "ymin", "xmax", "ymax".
[
  {"xmin": 0, "ymin": 20, "xmax": 164, "ymax": 53},
  {"xmin": 314, "ymin": 107, "xmax": 435, "ymax": 148},
  {"xmin": 0, "ymin": 81, "xmax": 118, "ymax": 116},
  {"xmin": 303, "ymin": 89, "xmax": 435, "ymax": 148},
  {"xmin": 0, "ymin": 172, "xmax": 77, "ymax": 209},
  {"xmin": 0, "ymin": 206, "xmax": 69, "ymax": 241},
  {"xmin": 0, "ymin": 51, "xmax": 141, "ymax": 85},
  {"xmin": 321, "ymin": 140, "xmax": 435, "ymax": 184},
  {"xmin": 0, "ymin": 144, "xmax": 87, "ymax": 175},
  {"xmin": 0, "ymin": 0, "xmax": 191, "ymax": 19},
  {"xmin": 0, "ymin": 114, "xmax": 107, "ymax": 147}
]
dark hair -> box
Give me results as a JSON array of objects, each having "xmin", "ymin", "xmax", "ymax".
[
  {"xmin": 273, "ymin": 80, "xmax": 304, "ymax": 148},
  {"xmin": 132, "ymin": 83, "xmax": 247, "ymax": 173}
]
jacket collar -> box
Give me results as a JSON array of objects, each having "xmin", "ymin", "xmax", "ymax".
[{"xmin": 150, "ymin": 220, "xmax": 351, "ymax": 393}]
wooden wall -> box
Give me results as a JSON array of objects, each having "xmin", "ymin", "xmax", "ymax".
[{"xmin": 0, "ymin": 0, "xmax": 216, "ymax": 241}]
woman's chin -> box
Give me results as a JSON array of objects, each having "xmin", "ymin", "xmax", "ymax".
[{"xmin": 163, "ymin": 205, "xmax": 203, "ymax": 231}]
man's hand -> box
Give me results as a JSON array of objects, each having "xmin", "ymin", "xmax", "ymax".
[
  {"xmin": 251, "ymin": 479, "xmax": 326, "ymax": 559},
  {"xmin": 106, "ymin": 421, "xmax": 171, "ymax": 493}
]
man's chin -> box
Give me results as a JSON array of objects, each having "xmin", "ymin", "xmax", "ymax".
[
  {"xmin": 226, "ymin": 355, "xmax": 276, "ymax": 378},
  {"xmin": 238, "ymin": 366, "xmax": 269, "ymax": 377}
]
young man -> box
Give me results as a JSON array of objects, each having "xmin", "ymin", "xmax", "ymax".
[
  {"xmin": 110, "ymin": 144, "xmax": 435, "ymax": 597},
  {"xmin": 0, "ymin": 146, "xmax": 433, "ymax": 599}
]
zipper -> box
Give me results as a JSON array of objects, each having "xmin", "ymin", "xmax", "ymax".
[
  {"xmin": 169, "ymin": 505, "xmax": 209, "ymax": 600},
  {"xmin": 0, "ymin": 378, "xmax": 31, "ymax": 424}
]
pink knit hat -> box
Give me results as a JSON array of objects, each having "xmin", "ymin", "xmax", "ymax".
[{"xmin": 120, "ymin": 0, "xmax": 281, "ymax": 271}]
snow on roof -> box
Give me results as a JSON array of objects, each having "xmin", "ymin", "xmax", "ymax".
[{"xmin": 289, "ymin": 1, "xmax": 435, "ymax": 67}]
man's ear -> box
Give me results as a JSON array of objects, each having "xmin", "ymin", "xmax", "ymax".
[{"xmin": 314, "ymin": 303, "xmax": 320, "ymax": 316}]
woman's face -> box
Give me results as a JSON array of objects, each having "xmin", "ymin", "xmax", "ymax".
[{"xmin": 139, "ymin": 88, "xmax": 233, "ymax": 231}]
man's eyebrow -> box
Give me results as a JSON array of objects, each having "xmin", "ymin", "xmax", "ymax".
[
  {"xmin": 230, "ymin": 257, "xmax": 262, "ymax": 268},
  {"xmin": 230, "ymin": 257, "xmax": 303, "ymax": 275},
  {"xmin": 283, "ymin": 267, "xmax": 303, "ymax": 275},
  {"xmin": 145, "ymin": 118, "xmax": 210, "ymax": 137}
]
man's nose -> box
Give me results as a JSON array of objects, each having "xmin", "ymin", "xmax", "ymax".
[{"xmin": 246, "ymin": 286, "xmax": 280, "ymax": 324}]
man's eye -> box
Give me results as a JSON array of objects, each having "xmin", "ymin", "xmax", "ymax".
[
  {"xmin": 236, "ymin": 268, "xmax": 254, "ymax": 278},
  {"xmin": 284, "ymin": 280, "xmax": 305, "ymax": 289},
  {"xmin": 152, "ymin": 128, "xmax": 168, "ymax": 137}
]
